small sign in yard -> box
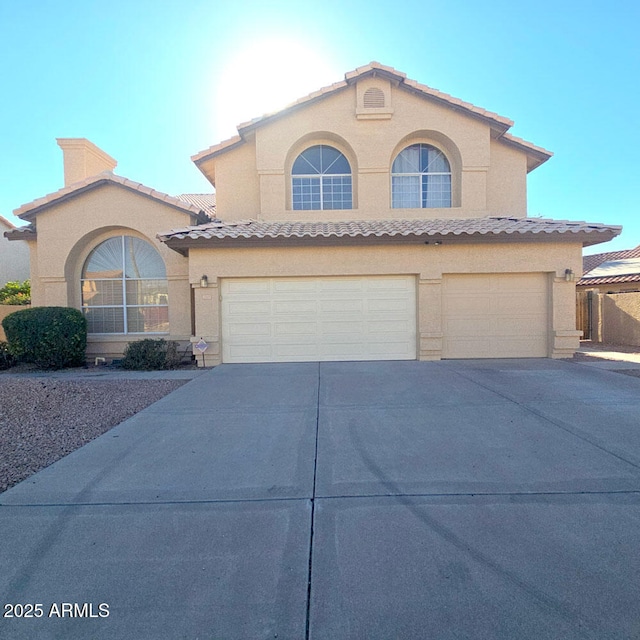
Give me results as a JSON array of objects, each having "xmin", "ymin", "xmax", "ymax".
[{"xmin": 195, "ymin": 338, "xmax": 208, "ymax": 367}]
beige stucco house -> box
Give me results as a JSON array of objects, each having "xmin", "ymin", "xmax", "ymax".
[
  {"xmin": 6, "ymin": 62, "xmax": 620, "ymax": 364},
  {"xmin": 0, "ymin": 215, "xmax": 30, "ymax": 286}
]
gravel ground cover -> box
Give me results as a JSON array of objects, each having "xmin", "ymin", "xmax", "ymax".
[{"xmin": 0, "ymin": 377, "xmax": 185, "ymax": 493}]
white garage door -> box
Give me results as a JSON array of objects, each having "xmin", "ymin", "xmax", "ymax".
[
  {"xmin": 221, "ymin": 276, "xmax": 416, "ymax": 363},
  {"xmin": 442, "ymin": 273, "xmax": 549, "ymax": 358}
]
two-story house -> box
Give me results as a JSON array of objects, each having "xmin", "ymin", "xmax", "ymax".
[{"xmin": 5, "ymin": 62, "xmax": 620, "ymax": 364}]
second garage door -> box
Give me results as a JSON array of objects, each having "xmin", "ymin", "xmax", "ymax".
[
  {"xmin": 221, "ymin": 276, "xmax": 417, "ymax": 363},
  {"xmin": 442, "ymin": 273, "xmax": 549, "ymax": 358}
]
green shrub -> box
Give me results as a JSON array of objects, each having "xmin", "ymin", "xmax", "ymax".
[
  {"xmin": 0, "ymin": 280, "xmax": 31, "ymax": 305},
  {"xmin": 0, "ymin": 341, "xmax": 16, "ymax": 370},
  {"xmin": 121, "ymin": 338, "xmax": 181, "ymax": 370},
  {"xmin": 2, "ymin": 306, "xmax": 87, "ymax": 369}
]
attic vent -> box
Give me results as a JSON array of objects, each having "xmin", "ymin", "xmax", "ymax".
[{"xmin": 363, "ymin": 87, "xmax": 385, "ymax": 108}]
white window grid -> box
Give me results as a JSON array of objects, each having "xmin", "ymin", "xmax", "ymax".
[
  {"xmin": 391, "ymin": 172, "xmax": 451, "ymax": 208},
  {"xmin": 81, "ymin": 236, "xmax": 169, "ymax": 334},
  {"xmin": 293, "ymin": 174, "xmax": 352, "ymax": 210}
]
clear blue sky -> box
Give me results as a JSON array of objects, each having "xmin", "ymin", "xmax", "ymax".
[{"xmin": 1, "ymin": 0, "xmax": 638, "ymax": 254}]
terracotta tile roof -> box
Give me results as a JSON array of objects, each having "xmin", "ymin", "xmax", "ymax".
[
  {"xmin": 582, "ymin": 245, "xmax": 640, "ymax": 274},
  {"xmin": 177, "ymin": 193, "xmax": 216, "ymax": 218},
  {"xmin": 191, "ymin": 135, "xmax": 243, "ymax": 163},
  {"xmin": 499, "ymin": 133, "xmax": 553, "ymax": 170},
  {"xmin": 578, "ymin": 245, "xmax": 640, "ymax": 285},
  {"xmin": 159, "ymin": 216, "xmax": 620, "ymax": 248},
  {"xmin": 3, "ymin": 224, "xmax": 36, "ymax": 240},
  {"xmin": 14, "ymin": 172, "xmax": 209, "ymax": 222},
  {"xmin": 192, "ymin": 61, "xmax": 549, "ymax": 167},
  {"xmin": 577, "ymin": 274, "xmax": 640, "ymax": 286}
]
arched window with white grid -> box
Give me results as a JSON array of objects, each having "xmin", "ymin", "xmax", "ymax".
[
  {"xmin": 292, "ymin": 145, "xmax": 352, "ymax": 210},
  {"xmin": 81, "ymin": 236, "xmax": 168, "ymax": 334},
  {"xmin": 392, "ymin": 144, "xmax": 451, "ymax": 208}
]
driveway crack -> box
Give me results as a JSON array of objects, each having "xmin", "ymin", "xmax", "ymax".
[{"xmin": 305, "ymin": 361, "xmax": 321, "ymax": 640}]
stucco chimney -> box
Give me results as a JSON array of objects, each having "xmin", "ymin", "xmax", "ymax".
[{"xmin": 56, "ymin": 138, "xmax": 117, "ymax": 186}]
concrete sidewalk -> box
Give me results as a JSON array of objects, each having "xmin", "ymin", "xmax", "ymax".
[
  {"xmin": 573, "ymin": 343, "xmax": 640, "ymax": 370},
  {"xmin": 1, "ymin": 360, "xmax": 640, "ymax": 639}
]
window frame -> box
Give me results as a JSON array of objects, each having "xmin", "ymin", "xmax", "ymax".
[
  {"xmin": 391, "ymin": 143, "xmax": 452, "ymax": 209},
  {"xmin": 291, "ymin": 144, "xmax": 353, "ymax": 211},
  {"xmin": 80, "ymin": 235, "xmax": 169, "ymax": 335}
]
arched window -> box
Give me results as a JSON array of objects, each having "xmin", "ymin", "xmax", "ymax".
[
  {"xmin": 292, "ymin": 145, "xmax": 352, "ymax": 210},
  {"xmin": 81, "ymin": 236, "xmax": 168, "ymax": 334},
  {"xmin": 392, "ymin": 144, "xmax": 451, "ymax": 208}
]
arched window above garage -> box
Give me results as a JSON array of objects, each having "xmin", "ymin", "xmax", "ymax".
[
  {"xmin": 392, "ymin": 143, "xmax": 452, "ymax": 208},
  {"xmin": 292, "ymin": 145, "xmax": 352, "ymax": 210}
]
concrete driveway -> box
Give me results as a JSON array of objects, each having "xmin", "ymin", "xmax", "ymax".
[{"xmin": 1, "ymin": 359, "xmax": 640, "ymax": 639}]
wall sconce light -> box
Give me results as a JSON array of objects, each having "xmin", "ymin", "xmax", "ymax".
[
  {"xmin": 200, "ymin": 275, "xmax": 209, "ymax": 288},
  {"xmin": 564, "ymin": 269, "xmax": 575, "ymax": 282}
]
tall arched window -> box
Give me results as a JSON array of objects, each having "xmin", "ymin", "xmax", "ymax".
[
  {"xmin": 292, "ymin": 145, "xmax": 352, "ymax": 210},
  {"xmin": 81, "ymin": 236, "xmax": 168, "ymax": 334},
  {"xmin": 392, "ymin": 144, "xmax": 451, "ymax": 208}
]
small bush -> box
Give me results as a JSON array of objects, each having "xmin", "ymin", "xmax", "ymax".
[
  {"xmin": 0, "ymin": 341, "xmax": 16, "ymax": 370},
  {"xmin": 121, "ymin": 339, "xmax": 181, "ymax": 370},
  {"xmin": 2, "ymin": 306, "xmax": 87, "ymax": 369},
  {"xmin": 0, "ymin": 280, "xmax": 31, "ymax": 305}
]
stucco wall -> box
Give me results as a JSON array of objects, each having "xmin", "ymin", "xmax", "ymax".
[
  {"xmin": 0, "ymin": 221, "xmax": 30, "ymax": 285},
  {"xmin": 26, "ymin": 184, "xmax": 193, "ymax": 357},
  {"xmin": 210, "ymin": 80, "xmax": 531, "ymax": 222},
  {"xmin": 593, "ymin": 292, "xmax": 640, "ymax": 346},
  {"xmin": 187, "ymin": 240, "xmax": 582, "ymax": 365}
]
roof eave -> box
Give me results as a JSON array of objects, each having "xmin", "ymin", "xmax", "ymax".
[
  {"xmin": 160, "ymin": 227, "xmax": 621, "ymax": 253},
  {"xmin": 15, "ymin": 176, "xmax": 206, "ymax": 223},
  {"xmin": 194, "ymin": 62, "xmax": 521, "ymax": 165},
  {"xmin": 4, "ymin": 226, "xmax": 36, "ymax": 240}
]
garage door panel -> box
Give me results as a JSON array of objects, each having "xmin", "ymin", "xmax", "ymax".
[
  {"xmin": 319, "ymin": 279, "xmax": 364, "ymax": 293},
  {"xmin": 443, "ymin": 273, "xmax": 549, "ymax": 359},
  {"xmin": 225, "ymin": 280, "xmax": 271, "ymax": 294},
  {"xmin": 273, "ymin": 300, "xmax": 318, "ymax": 314},
  {"xmin": 320, "ymin": 299, "xmax": 364, "ymax": 313},
  {"xmin": 496, "ymin": 337, "xmax": 547, "ymax": 357},
  {"xmin": 273, "ymin": 322, "xmax": 317, "ymax": 336},
  {"xmin": 226, "ymin": 300, "xmax": 272, "ymax": 316},
  {"xmin": 222, "ymin": 276, "xmax": 416, "ymax": 363},
  {"xmin": 275, "ymin": 344, "xmax": 319, "ymax": 357},
  {"xmin": 445, "ymin": 295, "xmax": 492, "ymax": 315},
  {"xmin": 273, "ymin": 280, "xmax": 318, "ymax": 294},
  {"xmin": 367, "ymin": 298, "xmax": 413, "ymax": 313},
  {"xmin": 228, "ymin": 322, "xmax": 272, "ymax": 337},
  {"xmin": 321, "ymin": 321, "xmax": 364, "ymax": 335},
  {"xmin": 367, "ymin": 319, "xmax": 412, "ymax": 333},
  {"xmin": 495, "ymin": 317, "xmax": 546, "ymax": 335}
]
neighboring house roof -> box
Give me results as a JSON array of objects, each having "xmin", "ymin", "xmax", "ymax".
[
  {"xmin": 12, "ymin": 172, "xmax": 211, "ymax": 225},
  {"xmin": 176, "ymin": 193, "xmax": 217, "ymax": 218},
  {"xmin": 578, "ymin": 244, "xmax": 640, "ymax": 286},
  {"xmin": 0, "ymin": 215, "xmax": 17, "ymax": 230},
  {"xmin": 2, "ymin": 213, "xmax": 35, "ymax": 241},
  {"xmin": 192, "ymin": 61, "xmax": 552, "ymax": 172},
  {"xmin": 582, "ymin": 245, "xmax": 640, "ymax": 273},
  {"xmin": 159, "ymin": 216, "xmax": 620, "ymax": 254},
  {"xmin": 3, "ymin": 225, "xmax": 36, "ymax": 241}
]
